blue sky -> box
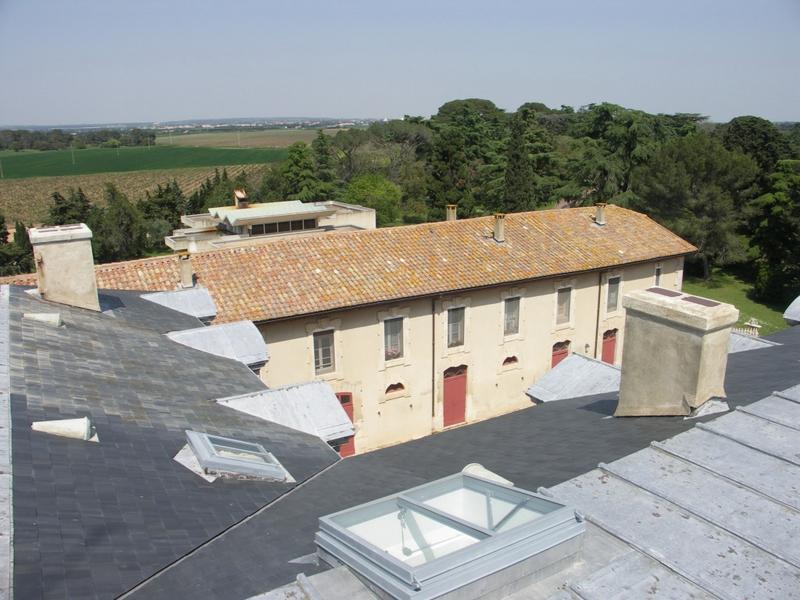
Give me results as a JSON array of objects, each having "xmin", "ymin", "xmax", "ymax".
[{"xmin": 0, "ymin": 0, "xmax": 798, "ymax": 125}]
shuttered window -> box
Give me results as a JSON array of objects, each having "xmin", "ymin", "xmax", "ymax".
[
  {"xmin": 556, "ymin": 287, "xmax": 571, "ymax": 325},
  {"xmin": 447, "ymin": 307, "xmax": 465, "ymax": 347},
  {"xmin": 504, "ymin": 297, "xmax": 520, "ymax": 336},
  {"xmin": 607, "ymin": 277, "xmax": 621, "ymax": 312}
]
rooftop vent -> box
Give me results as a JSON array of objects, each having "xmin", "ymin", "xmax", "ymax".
[
  {"xmin": 29, "ymin": 224, "xmax": 100, "ymax": 311},
  {"xmin": 31, "ymin": 416, "xmax": 98, "ymax": 442},
  {"xmin": 493, "ymin": 213, "xmax": 506, "ymax": 243},
  {"xmin": 594, "ymin": 202, "xmax": 607, "ymax": 226},
  {"xmin": 234, "ymin": 188, "xmax": 250, "ymax": 209},
  {"xmin": 185, "ymin": 430, "xmax": 294, "ymax": 482},
  {"xmin": 315, "ymin": 471, "xmax": 584, "ymax": 599},
  {"xmin": 445, "ymin": 205, "xmax": 457, "ymax": 222},
  {"xmin": 615, "ymin": 288, "xmax": 739, "ymax": 416}
]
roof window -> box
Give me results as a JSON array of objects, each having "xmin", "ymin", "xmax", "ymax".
[
  {"xmin": 316, "ymin": 471, "xmax": 584, "ymax": 599},
  {"xmin": 185, "ymin": 430, "xmax": 293, "ymax": 482}
]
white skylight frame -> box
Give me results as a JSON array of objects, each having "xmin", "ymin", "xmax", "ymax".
[
  {"xmin": 315, "ymin": 472, "xmax": 584, "ymax": 599},
  {"xmin": 185, "ymin": 430, "xmax": 292, "ymax": 482}
]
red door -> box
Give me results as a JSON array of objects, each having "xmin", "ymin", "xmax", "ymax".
[
  {"xmin": 602, "ymin": 329, "xmax": 617, "ymax": 364},
  {"xmin": 552, "ymin": 341, "xmax": 570, "ymax": 368},
  {"xmin": 443, "ymin": 365, "xmax": 467, "ymax": 427},
  {"xmin": 335, "ymin": 392, "xmax": 355, "ymax": 457}
]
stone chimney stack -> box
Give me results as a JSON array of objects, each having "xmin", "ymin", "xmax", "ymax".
[
  {"xmin": 493, "ymin": 213, "xmax": 506, "ymax": 243},
  {"xmin": 29, "ymin": 224, "xmax": 100, "ymax": 312},
  {"xmin": 234, "ymin": 188, "xmax": 249, "ymax": 209},
  {"xmin": 594, "ymin": 203, "xmax": 607, "ymax": 226},
  {"xmin": 446, "ymin": 204, "xmax": 457, "ymax": 222},
  {"xmin": 615, "ymin": 288, "xmax": 739, "ymax": 417},
  {"xmin": 179, "ymin": 253, "xmax": 194, "ymax": 288}
]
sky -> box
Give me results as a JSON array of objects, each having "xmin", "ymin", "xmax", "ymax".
[{"xmin": 0, "ymin": 0, "xmax": 798, "ymax": 126}]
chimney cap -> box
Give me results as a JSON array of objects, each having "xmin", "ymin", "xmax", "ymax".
[{"xmin": 29, "ymin": 223, "xmax": 93, "ymax": 245}]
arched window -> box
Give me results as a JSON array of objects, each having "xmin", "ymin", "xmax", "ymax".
[
  {"xmin": 552, "ymin": 340, "xmax": 571, "ymax": 368},
  {"xmin": 502, "ymin": 356, "xmax": 519, "ymax": 367},
  {"xmin": 385, "ymin": 382, "xmax": 406, "ymax": 395}
]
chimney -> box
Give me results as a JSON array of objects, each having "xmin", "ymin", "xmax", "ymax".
[
  {"xmin": 234, "ymin": 188, "xmax": 249, "ymax": 209},
  {"xmin": 615, "ymin": 288, "xmax": 739, "ymax": 416},
  {"xmin": 594, "ymin": 202, "xmax": 607, "ymax": 226},
  {"xmin": 493, "ymin": 213, "xmax": 506, "ymax": 243},
  {"xmin": 446, "ymin": 204, "xmax": 457, "ymax": 221},
  {"xmin": 179, "ymin": 253, "xmax": 194, "ymax": 288},
  {"xmin": 29, "ymin": 224, "xmax": 100, "ymax": 311}
]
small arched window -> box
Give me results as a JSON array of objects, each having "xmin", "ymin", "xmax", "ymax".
[
  {"xmin": 385, "ymin": 382, "xmax": 406, "ymax": 395},
  {"xmin": 502, "ymin": 356, "xmax": 519, "ymax": 366}
]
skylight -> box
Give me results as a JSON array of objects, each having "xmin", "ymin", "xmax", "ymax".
[
  {"xmin": 316, "ymin": 472, "xmax": 584, "ymax": 599},
  {"xmin": 185, "ymin": 430, "xmax": 293, "ymax": 482}
]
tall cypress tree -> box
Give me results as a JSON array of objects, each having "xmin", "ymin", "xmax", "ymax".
[{"xmin": 504, "ymin": 110, "xmax": 534, "ymax": 212}]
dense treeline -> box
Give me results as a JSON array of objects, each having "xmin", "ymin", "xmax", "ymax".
[
  {"xmin": 2, "ymin": 99, "xmax": 799, "ymax": 305},
  {"xmin": 249, "ymin": 100, "xmax": 800, "ymax": 304},
  {"xmin": 0, "ymin": 128, "xmax": 156, "ymax": 151}
]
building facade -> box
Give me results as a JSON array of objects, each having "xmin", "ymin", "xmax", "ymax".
[{"xmin": 259, "ymin": 256, "xmax": 683, "ymax": 454}]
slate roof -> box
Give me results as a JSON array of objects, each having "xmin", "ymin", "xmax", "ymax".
[
  {"xmin": 5, "ymin": 286, "xmax": 338, "ymax": 600},
  {"xmin": 526, "ymin": 354, "xmax": 620, "ymax": 402},
  {"xmin": 124, "ymin": 325, "xmax": 800, "ymax": 600},
  {"xmin": 166, "ymin": 320, "xmax": 269, "ymax": 368},
  {"xmin": 728, "ymin": 330, "xmax": 783, "ymax": 353},
  {"xmin": 141, "ymin": 287, "xmax": 217, "ymax": 321},
  {"xmin": 0, "ymin": 206, "xmax": 696, "ymax": 324},
  {"xmin": 217, "ymin": 382, "xmax": 355, "ymax": 442},
  {"xmin": 98, "ymin": 288, "xmax": 205, "ymax": 333}
]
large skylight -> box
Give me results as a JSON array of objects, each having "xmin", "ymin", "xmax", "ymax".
[
  {"xmin": 185, "ymin": 430, "xmax": 293, "ymax": 482},
  {"xmin": 316, "ymin": 472, "xmax": 584, "ymax": 599}
]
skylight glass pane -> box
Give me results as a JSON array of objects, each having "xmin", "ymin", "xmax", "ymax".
[
  {"xmin": 334, "ymin": 499, "xmax": 480, "ymax": 567},
  {"xmin": 213, "ymin": 445, "xmax": 270, "ymax": 464}
]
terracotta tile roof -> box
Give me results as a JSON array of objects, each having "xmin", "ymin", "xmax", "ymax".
[{"xmin": 1, "ymin": 206, "xmax": 696, "ymax": 324}]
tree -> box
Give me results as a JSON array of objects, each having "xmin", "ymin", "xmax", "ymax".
[
  {"xmin": 140, "ymin": 180, "xmax": 186, "ymax": 229},
  {"xmin": 89, "ymin": 185, "xmax": 146, "ymax": 262},
  {"xmin": 721, "ymin": 116, "xmax": 789, "ymax": 181},
  {"xmin": 282, "ymin": 142, "xmax": 320, "ymax": 201},
  {"xmin": 750, "ymin": 160, "xmax": 800, "ymax": 303},
  {"xmin": 311, "ymin": 130, "xmax": 338, "ymax": 201},
  {"xmin": 48, "ymin": 187, "xmax": 91, "ymax": 225},
  {"xmin": 343, "ymin": 174, "xmax": 401, "ymax": 226},
  {"xmin": 631, "ymin": 133, "xmax": 758, "ymax": 279},
  {"xmin": 504, "ymin": 110, "xmax": 535, "ymax": 211},
  {"xmin": 0, "ymin": 213, "xmax": 8, "ymax": 245}
]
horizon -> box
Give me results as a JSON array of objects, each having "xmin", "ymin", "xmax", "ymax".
[{"xmin": 1, "ymin": 0, "xmax": 798, "ymax": 126}]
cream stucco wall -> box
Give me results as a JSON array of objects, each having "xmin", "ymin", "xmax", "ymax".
[{"xmin": 258, "ymin": 257, "xmax": 684, "ymax": 454}]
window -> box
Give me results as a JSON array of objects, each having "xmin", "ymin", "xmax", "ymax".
[
  {"xmin": 607, "ymin": 276, "xmax": 621, "ymax": 312},
  {"xmin": 655, "ymin": 264, "xmax": 663, "ymax": 287},
  {"xmin": 556, "ymin": 287, "xmax": 571, "ymax": 325},
  {"xmin": 185, "ymin": 430, "xmax": 292, "ymax": 481},
  {"xmin": 447, "ymin": 307, "xmax": 465, "ymax": 347},
  {"xmin": 313, "ymin": 329, "xmax": 335, "ymax": 374},
  {"xmin": 504, "ymin": 297, "xmax": 520, "ymax": 336},
  {"xmin": 385, "ymin": 382, "xmax": 405, "ymax": 394},
  {"xmin": 502, "ymin": 356, "xmax": 518, "ymax": 366},
  {"xmin": 384, "ymin": 317, "xmax": 404, "ymax": 361},
  {"xmin": 303, "ymin": 218, "xmax": 317, "ymax": 229},
  {"xmin": 290, "ymin": 219, "xmax": 304, "ymax": 231},
  {"xmin": 278, "ymin": 221, "xmax": 291, "ymax": 232},
  {"xmin": 265, "ymin": 222, "xmax": 278, "ymax": 234},
  {"xmin": 251, "ymin": 223, "xmax": 265, "ymax": 235}
]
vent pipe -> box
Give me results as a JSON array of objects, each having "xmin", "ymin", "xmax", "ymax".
[
  {"xmin": 594, "ymin": 203, "xmax": 607, "ymax": 226},
  {"xmin": 446, "ymin": 204, "xmax": 457, "ymax": 221},
  {"xmin": 493, "ymin": 213, "xmax": 506, "ymax": 243},
  {"xmin": 29, "ymin": 224, "xmax": 100, "ymax": 312},
  {"xmin": 179, "ymin": 253, "xmax": 194, "ymax": 288}
]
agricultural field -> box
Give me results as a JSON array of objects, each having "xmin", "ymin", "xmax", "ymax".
[
  {"xmin": 156, "ymin": 128, "xmax": 341, "ymax": 148},
  {"xmin": 0, "ymin": 145, "xmax": 287, "ymax": 179},
  {"xmin": 0, "ymin": 164, "xmax": 270, "ymax": 224}
]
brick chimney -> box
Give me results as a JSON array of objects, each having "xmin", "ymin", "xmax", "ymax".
[
  {"xmin": 446, "ymin": 204, "xmax": 457, "ymax": 221},
  {"xmin": 493, "ymin": 213, "xmax": 506, "ymax": 243},
  {"xmin": 615, "ymin": 288, "xmax": 739, "ymax": 416},
  {"xmin": 29, "ymin": 224, "xmax": 100, "ymax": 311}
]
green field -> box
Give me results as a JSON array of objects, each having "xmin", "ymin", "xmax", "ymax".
[
  {"xmin": 0, "ymin": 145, "xmax": 287, "ymax": 179},
  {"xmin": 156, "ymin": 128, "xmax": 341, "ymax": 148},
  {"xmin": 683, "ymin": 271, "xmax": 788, "ymax": 336}
]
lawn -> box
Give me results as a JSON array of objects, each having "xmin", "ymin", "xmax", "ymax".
[
  {"xmin": 156, "ymin": 128, "xmax": 341, "ymax": 148},
  {"xmin": 0, "ymin": 145, "xmax": 287, "ymax": 179},
  {"xmin": 683, "ymin": 271, "xmax": 788, "ymax": 336}
]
